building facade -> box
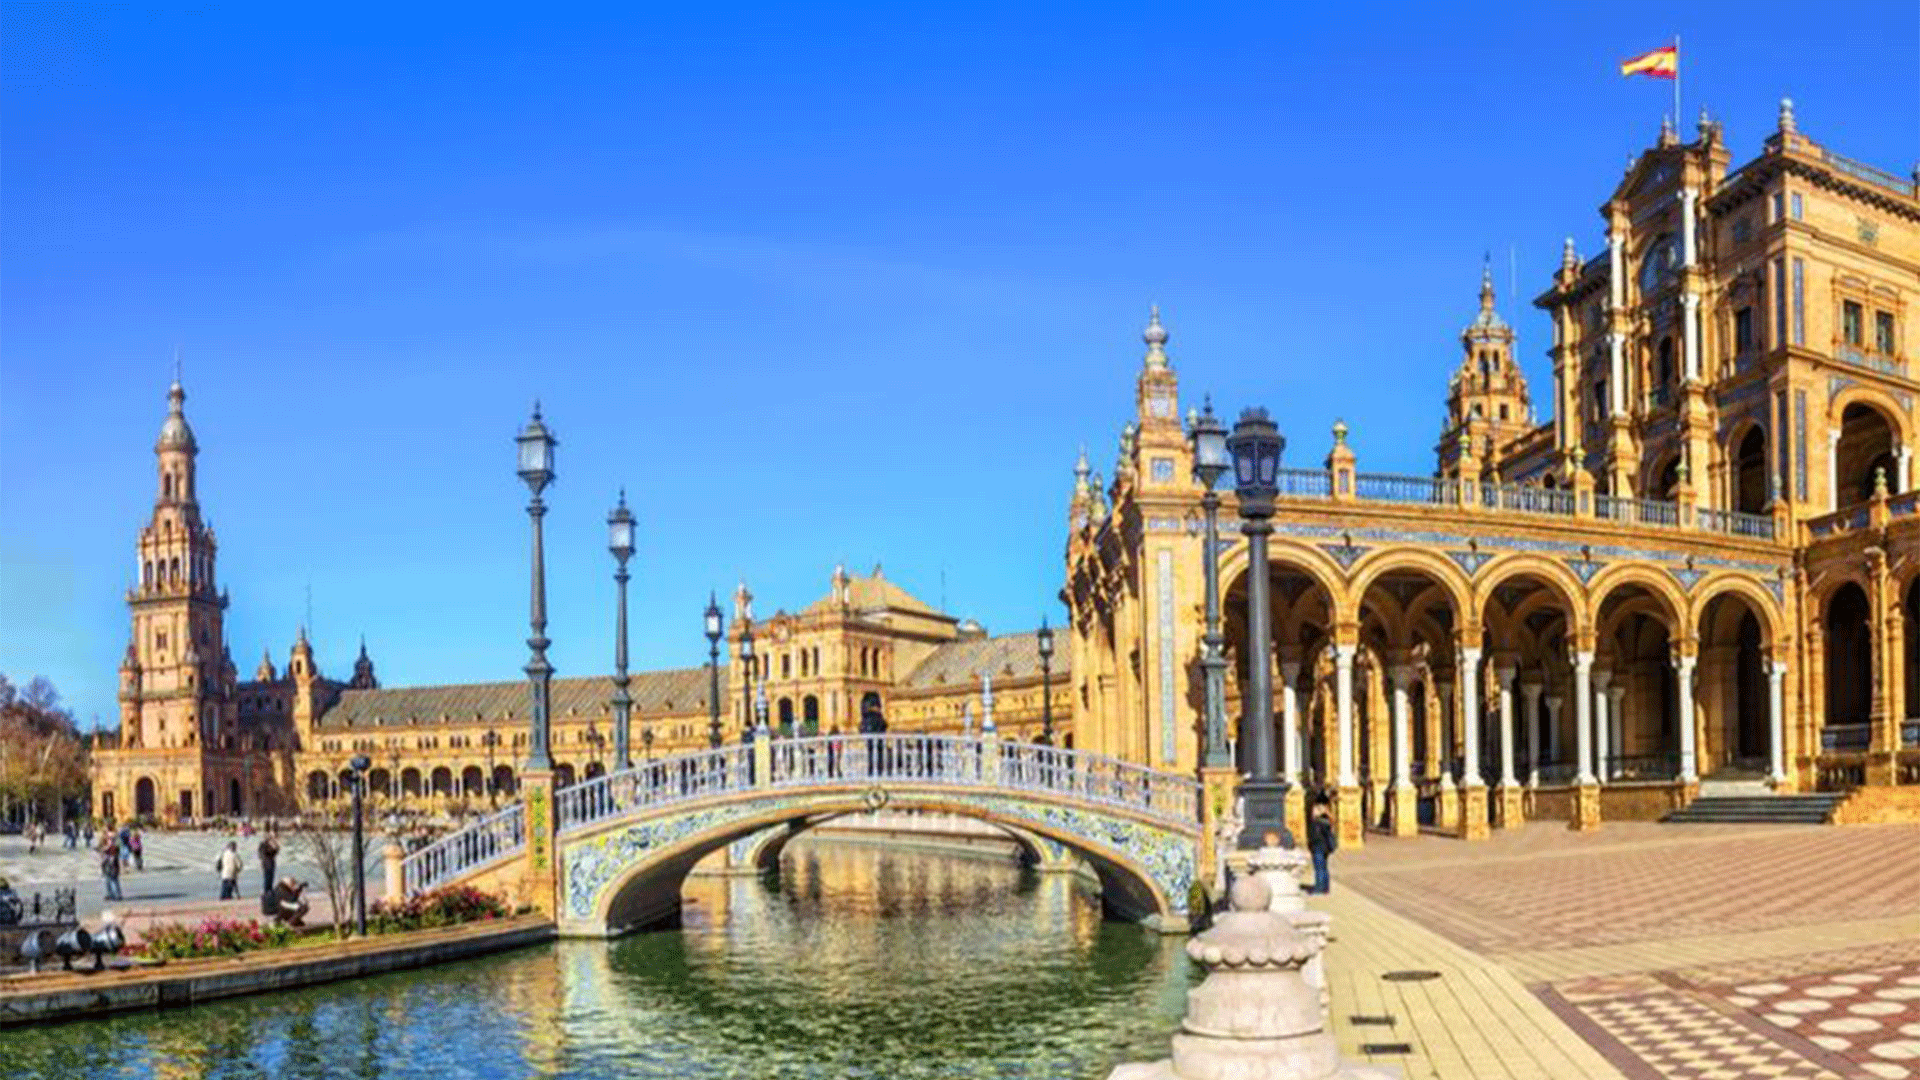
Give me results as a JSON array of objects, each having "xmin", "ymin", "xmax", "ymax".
[
  {"xmin": 91, "ymin": 391, "xmax": 1071, "ymax": 824},
  {"xmin": 1066, "ymin": 103, "xmax": 1918, "ymax": 842}
]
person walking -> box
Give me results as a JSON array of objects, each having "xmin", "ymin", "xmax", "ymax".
[
  {"xmin": 83, "ymin": 821, "xmax": 94, "ymax": 849},
  {"xmin": 99, "ymin": 837, "xmax": 123, "ymax": 902},
  {"xmin": 1305, "ymin": 798, "xmax": 1338, "ymax": 896},
  {"xmin": 257, "ymin": 824, "xmax": 280, "ymax": 898},
  {"xmin": 216, "ymin": 841, "xmax": 243, "ymax": 900},
  {"xmin": 63, "ymin": 820, "xmax": 77, "ymax": 849},
  {"xmin": 130, "ymin": 829, "xmax": 144, "ymax": 872}
]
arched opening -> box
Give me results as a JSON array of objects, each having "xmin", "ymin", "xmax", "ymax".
[
  {"xmin": 306, "ymin": 771, "xmax": 329, "ymax": 802},
  {"xmin": 369, "ymin": 768, "xmax": 391, "ymax": 798},
  {"xmin": 1698, "ymin": 591, "xmax": 1770, "ymax": 775},
  {"xmin": 1835, "ymin": 403, "xmax": 1897, "ymax": 505},
  {"xmin": 555, "ymin": 763, "xmax": 576, "ymax": 788},
  {"xmin": 1223, "ymin": 552, "xmax": 1339, "ymax": 810},
  {"xmin": 1655, "ymin": 337, "xmax": 1675, "ymax": 405},
  {"xmin": 778, "ymin": 698, "xmax": 795, "ymax": 736},
  {"xmin": 1734, "ymin": 427, "xmax": 1769, "ymax": 513},
  {"xmin": 430, "ymin": 766, "xmax": 453, "ymax": 798},
  {"xmin": 1907, "ymin": 578, "xmax": 1919, "ymax": 723},
  {"xmin": 229, "ymin": 777, "xmax": 243, "ymax": 814},
  {"xmin": 1824, "ymin": 584, "xmax": 1872, "ymax": 746},
  {"xmin": 859, "ymin": 692, "xmax": 887, "ymax": 733},
  {"xmin": 803, "ymin": 695, "xmax": 820, "ymax": 735},
  {"xmin": 1593, "ymin": 583, "xmax": 1681, "ymax": 780},
  {"xmin": 1653, "ymin": 456, "xmax": 1681, "ymax": 501},
  {"xmin": 1479, "ymin": 569, "xmax": 1579, "ymax": 787},
  {"xmin": 1354, "ymin": 565, "xmax": 1462, "ymax": 833},
  {"xmin": 492, "ymin": 765, "xmax": 516, "ymax": 797},
  {"xmin": 135, "ymin": 777, "xmax": 157, "ymax": 816},
  {"xmin": 400, "ymin": 767, "xmax": 422, "ymax": 798},
  {"xmin": 461, "ymin": 765, "xmax": 484, "ymax": 797}
]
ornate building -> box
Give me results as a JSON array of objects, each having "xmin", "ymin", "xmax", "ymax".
[
  {"xmin": 1066, "ymin": 103, "xmax": 1918, "ymax": 843},
  {"xmin": 91, "ymin": 392, "xmax": 1071, "ymax": 823}
]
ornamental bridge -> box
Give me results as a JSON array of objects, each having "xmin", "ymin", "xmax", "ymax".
[{"xmin": 400, "ymin": 733, "xmax": 1214, "ymax": 936}]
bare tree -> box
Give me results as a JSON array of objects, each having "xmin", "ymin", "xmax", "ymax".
[{"xmin": 291, "ymin": 810, "xmax": 354, "ymax": 937}]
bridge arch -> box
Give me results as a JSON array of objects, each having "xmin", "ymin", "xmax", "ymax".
[
  {"xmin": 562, "ymin": 787, "xmax": 1190, "ymax": 937},
  {"xmin": 738, "ymin": 810, "xmax": 1052, "ymax": 876}
]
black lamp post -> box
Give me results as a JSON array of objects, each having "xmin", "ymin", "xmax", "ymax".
[
  {"xmin": 704, "ymin": 593, "xmax": 725, "ymax": 748},
  {"xmin": 1227, "ymin": 407, "xmax": 1288, "ymax": 849},
  {"xmin": 1036, "ymin": 619, "xmax": 1056, "ymax": 746},
  {"xmin": 482, "ymin": 730, "xmax": 499, "ymax": 808},
  {"xmin": 739, "ymin": 622, "xmax": 757, "ymax": 742},
  {"xmin": 515, "ymin": 404, "xmax": 557, "ymax": 772},
  {"xmin": 1188, "ymin": 397, "xmax": 1232, "ymax": 768},
  {"xmin": 349, "ymin": 753, "xmax": 370, "ymax": 937},
  {"xmin": 608, "ymin": 492, "xmax": 635, "ymax": 771}
]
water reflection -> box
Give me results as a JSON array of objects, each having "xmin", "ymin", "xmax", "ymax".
[{"xmin": 3, "ymin": 837, "xmax": 1193, "ymax": 1080}]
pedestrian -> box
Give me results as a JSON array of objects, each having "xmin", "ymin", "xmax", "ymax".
[
  {"xmin": 1305, "ymin": 798, "xmax": 1338, "ymax": 896},
  {"xmin": 83, "ymin": 820, "xmax": 94, "ymax": 848},
  {"xmin": 100, "ymin": 838, "xmax": 123, "ymax": 902},
  {"xmin": 257, "ymin": 823, "xmax": 280, "ymax": 897},
  {"xmin": 216, "ymin": 841, "xmax": 243, "ymax": 900},
  {"xmin": 130, "ymin": 829, "xmax": 144, "ymax": 872},
  {"xmin": 25, "ymin": 821, "xmax": 40, "ymax": 854},
  {"xmin": 117, "ymin": 823, "xmax": 131, "ymax": 865},
  {"xmin": 63, "ymin": 820, "xmax": 77, "ymax": 849}
]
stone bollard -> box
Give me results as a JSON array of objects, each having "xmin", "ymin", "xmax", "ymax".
[
  {"xmin": 383, "ymin": 838, "xmax": 406, "ymax": 902},
  {"xmin": 1247, "ymin": 845, "xmax": 1332, "ymax": 1024},
  {"xmin": 1108, "ymin": 875, "xmax": 1399, "ymax": 1080}
]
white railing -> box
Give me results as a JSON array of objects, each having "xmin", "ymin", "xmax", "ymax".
[
  {"xmin": 557, "ymin": 744, "xmax": 753, "ymax": 833},
  {"xmin": 1274, "ymin": 467, "xmax": 1332, "ymax": 498},
  {"xmin": 1475, "ymin": 481, "xmax": 1576, "ymax": 515},
  {"xmin": 1596, "ymin": 494, "xmax": 1680, "ymax": 527},
  {"xmin": 401, "ymin": 801, "xmax": 526, "ymax": 895},
  {"xmin": 1697, "ymin": 507, "xmax": 1777, "ymax": 540},
  {"xmin": 1355, "ymin": 472, "xmax": 1448, "ymax": 504}
]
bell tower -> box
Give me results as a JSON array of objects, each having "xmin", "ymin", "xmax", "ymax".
[
  {"xmin": 1440, "ymin": 260, "xmax": 1533, "ymax": 479},
  {"xmin": 126, "ymin": 378, "xmax": 232, "ymax": 752}
]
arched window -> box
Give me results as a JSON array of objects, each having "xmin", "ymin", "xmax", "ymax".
[
  {"xmin": 1734, "ymin": 427, "xmax": 1768, "ymax": 513},
  {"xmin": 163, "ymin": 474, "xmax": 173, "ymax": 500},
  {"xmin": 143, "ymin": 562, "xmax": 153, "ymax": 589},
  {"xmin": 1835, "ymin": 403, "xmax": 1897, "ymax": 504},
  {"xmin": 1825, "ymin": 584, "xmax": 1872, "ymax": 731}
]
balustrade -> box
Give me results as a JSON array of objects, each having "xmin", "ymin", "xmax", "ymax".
[{"xmin": 400, "ymin": 802, "xmax": 525, "ymax": 895}]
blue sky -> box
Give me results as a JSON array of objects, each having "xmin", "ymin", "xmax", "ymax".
[{"xmin": 3, "ymin": 2, "xmax": 1915, "ymax": 729}]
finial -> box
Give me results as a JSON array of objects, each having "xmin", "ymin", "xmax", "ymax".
[
  {"xmin": 1074, "ymin": 444, "xmax": 1090, "ymax": 479},
  {"xmin": 1697, "ymin": 105, "xmax": 1712, "ymax": 137},
  {"xmin": 1332, "ymin": 418, "xmax": 1348, "ymax": 446},
  {"xmin": 616, "ymin": 486, "xmax": 627, "ymax": 509},
  {"xmin": 531, "ymin": 397, "xmax": 543, "ymax": 420},
  {"xmin": 172, "ymin": 344, "xmax": 182, "ymax": 388},
  {"xmin": 1142, "ymin": 304, "xmax": 1169, "ymax": 369},
  {"xmin": 1676, "ymin": 457, "xmax": 1690, "ymax": 484},
  {"xmin": 1562, "ymin": 235, "xmax": 1578, "ymax": 271},
  {"xmin": 1875, "ymin": 465, "xmax": 1889, "ymax": 498},
  {"xmin": 1480, "ymin": 252, "xmax": 1495, "ymax": 309},
  {"xmin": 1185, "ymin": 406, "xmax": 1198, "ymax": 432},
  {"xmin": 1659, "ymin": 113, "xmax": 1677, "ymax": 146},
  {"xmin": 1779, "ymin": 97, "xmax": 1796, "ymax": 134}
]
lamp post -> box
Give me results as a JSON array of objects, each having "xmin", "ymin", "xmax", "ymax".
[
  {"xmin": 349, "ymin": 754, "xmax": 370, "ymax": 937},
  {"xmin": 586, "ymin": 723, "xmax": 606, "ymax": 775},
  {"xmin": 608, "ymin": 492, "xmax": 635, "ymax": 771},
  {"xmin": 704, "ymin": 593, "xmax": 725, "ymax": 748},
  {"xmin": 642, "ymin": 725, "xmax": 654, "ymax": 761},
  {"xmin": 482, "ymin": 730, "xmax": 499, "ymax": 808},
  {"xmin": 1227, "ymin": 407, "xmax": 1288, "ymax": 849},
  {"xmin": 1036, "ymin": 619, "xmax": 1056, "ymax": 746},
  {"xmin": 515, "ymin": 404, "xmax": 557, "ymax": 772},
  {"xmin": 1188, "ymin": 398, "xmax": 1232, "ymax": 768}
]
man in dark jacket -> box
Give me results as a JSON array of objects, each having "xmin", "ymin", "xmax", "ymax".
[{"xmin": 1305, "ymin": 798, "xmax": 1338, "ymax": 895}]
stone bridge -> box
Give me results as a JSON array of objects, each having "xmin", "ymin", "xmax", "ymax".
[{"xmin": 401, "ymin": 733, "xmax": 1214, "ymax": 935}]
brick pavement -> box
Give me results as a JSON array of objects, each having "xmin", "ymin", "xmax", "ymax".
[{"xmin": 1316, "ymin": 822, "xmax": 1920, "ymax": 1080}]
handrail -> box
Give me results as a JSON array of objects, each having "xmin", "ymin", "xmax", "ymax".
[
  {"xmin": 1697, "ymin": 507, "xmax": 1776, "ymax": 540},
  {"xmin": 1596, "ymin": 494, "xmax": 1680, "ymax": 527},
  {"xmin": 1274, "ymin": 468, "xmax": 1332, "ymax": 498},
  {"xmin": 400, "ymin": 801, "xmax": 526, "ymax": 896},
  {"xmin": 556, "ymin": 744, "xmax": 753, "ymax": 833}
]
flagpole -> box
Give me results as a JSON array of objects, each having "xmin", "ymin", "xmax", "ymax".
[{"xmin": 1673, "ymin": 34, "xmax": 1682, "ymax": 132}]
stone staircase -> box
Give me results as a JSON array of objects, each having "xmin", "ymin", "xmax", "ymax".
[{"xmin": 1663, "ymin": 792, "xmax": 1848, "ymax": 825}]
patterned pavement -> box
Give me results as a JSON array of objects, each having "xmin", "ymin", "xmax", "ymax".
[{"xmin": 1328, "ymin": 822, "xmax": 1920, "ymax": 1080}]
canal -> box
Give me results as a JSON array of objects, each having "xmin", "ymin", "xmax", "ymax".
[{"xmin": 5, "ymin": 837, "xmax": 1195, "ymax": 1078}]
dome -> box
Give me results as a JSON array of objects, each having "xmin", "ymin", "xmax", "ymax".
[
  {"xmin": 1143, "ymin": 305, "xmax": 1168, "ymax": 348},
  {"xmin": 155, "ymin": 382, "xmax": 197, "ymax": 452}
]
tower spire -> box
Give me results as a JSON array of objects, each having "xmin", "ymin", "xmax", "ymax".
[{"xmin": 1142, "ymin": 304, "xmax": 1169, "ymax": 371}]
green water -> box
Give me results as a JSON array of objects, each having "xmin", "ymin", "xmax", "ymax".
[{"xmin": 3, "ymin": 838, "xmax": 1195, "ymax": 1079}]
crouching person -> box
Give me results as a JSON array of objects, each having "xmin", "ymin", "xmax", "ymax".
[{"xmin": 264, "ymin": 877, "xmax": 311, "ymax": 928}]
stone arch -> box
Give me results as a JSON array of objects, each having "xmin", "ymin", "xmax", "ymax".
[
  {"xmin": 1474, "ymin": 554, "xmax": 1590, "ymax": 632},
  {"xmin": 1216, "ymin": 539, "xmax": 1351, "ymax": 612},
  {"xmin": 1347, "ymin": 549, "xmax": 1475, "ymax": 631},
  {"xmin": 400, "ymin": 767, "xmax": 422, "ymax": 798},
  {"xmin": 743, "ymin": 811, "xmax": 1049, "ymax": 875},
  {"xmin": 1588, "ymin": 565, "xmax": 1689, "ymax": 642},
  {"xmin": 1725, "ymin": 420, "xmax": 1771, "ymax": 514},
  {"xmin": 429, "ymin": 766, "xmax": 453, "ymax": 797},
  {"xmin": 1824, "ymin": 582, "xmax": 1873, "ymax": 734},
  {"xmin": 1689, "ymin": 574, "xmax": 1783, "ymax": 646},
  {"xmin": 1832, "ymin": 394, "xmax": 1906, "ymax": 504},
  {"xmin": 567, "ymin": 790, "xmax": 1189, "ymax": 936},
  {"xmin": 305, "ymin": 770, "xmax": 329, "ymax": 802},
  {"xmin": 135, "ymin": 776, "xmax": 157, "ymax": 816},
  {"xmin": 461, "ymin": 765, "xmax": 484, "ymax": 796},
  {"xmin": 492, "ymin": 765, "xmax": 516, "ymax": 797},
  {"xmin": 1696, "ymin": 583, "xmax": 1774, "ymax": 774}
]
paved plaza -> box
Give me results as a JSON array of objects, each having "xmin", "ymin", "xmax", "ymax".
[{"xmin": 1320, "ymin": 822, "xmax": 1920, "ymax": 1080}]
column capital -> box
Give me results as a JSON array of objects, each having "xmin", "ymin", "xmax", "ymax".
[
  {"xmin": 1671, "ymin": 640, "xmax": 1698, "ymax": 666},
  {"xmin": 1388, "ymin": 664, "xmax": 1418, "ymax": 692},
  {"xmin": 1332, "ymin": 642, "xmax": 1357, "ymax": 663},
  {"xmin": 1571, "ymin": 648, "xmax": 1595, "ymax": 671},
  {"xmin": 1591, "ymin": 666, "xmax": 1613, "ymax": 691},
  {"xmin": 1459, "ymin": 643, "xmax": 1484, "ymax": 663},
  {"xmin": 1766, "ymin": 659, "xmax": 1789, "ymax": 679}
]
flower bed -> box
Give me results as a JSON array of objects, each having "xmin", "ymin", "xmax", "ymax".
[
  {"xmin": 368, "ymin": 884, "xmax": 511, "ymax": 934},
  {"xmin": 136, "ymin": 918, "xmax": 297, "ymax": 961}
]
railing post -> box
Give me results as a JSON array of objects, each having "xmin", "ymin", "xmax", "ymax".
[
  {"xmin": 1326, "ymin": 420, "xmax": 1356, "ymax": 502},
  {"xmin": 519, "ymin": 769, "xmax": 560, "ymax": 917},
  {"xmin": 753, "ymin": 734, "xmax": 772, "ymax": 789},
  {"xmin": 981, "ymin": 729, "xmax": 1001, "ymax": 786},
  {"xmin": 383, "ymin": 835, "xmax": 405, "ymax": 901}
]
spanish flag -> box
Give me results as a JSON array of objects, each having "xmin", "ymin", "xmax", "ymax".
[{"xmin": 1621, "ymin": 45, "xmax": 1679, "ymax": 80}]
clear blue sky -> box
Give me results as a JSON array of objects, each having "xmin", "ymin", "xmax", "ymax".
[{"xmin": 3, "ymin": 2, "xmax": 1915, "ymax": 730}]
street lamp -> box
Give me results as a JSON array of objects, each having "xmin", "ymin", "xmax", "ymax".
[
  {"xmin": 704, "ymin": 594, "xmax": 725, "ymax": 748},
  {"xmin": 1227, "ymin": 406, "xmax": 1288, "ymax": 850},
  {"xmin": 515, "ymin": 403, "xmax": 558, "ymax": 772},
  {"xmin": 1036, "ymin": 619, "xmax": 1056, "ymax": 746},
  {"xmin": 349, "ymin": 753, "xmax": 371, "ymax": 937},
  {"xmin": 1188, "ymin": 397, "xmax": 1232, "ymax": 768},
  {"xmin": 739, "ymin": 622, "xmax": 757, "ymax": 742},
  {"xmin": 586, "ymin": 723, "xmax": 606, "ymax": 774},
  {"xmin": 482, "ymin": 730, "xmax": 500, "ymax": 808},
  {"xmin": 608, "ymin": 491, "xmax": 635, "ymax": 771}
]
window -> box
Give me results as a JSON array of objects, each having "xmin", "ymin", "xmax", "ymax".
[
  {"xmin": 1592, "ymin": 382, "xmax": 1608, "ymax": 422},
  {"xmin": 1773, "ymin": 258, "xmax": 1787, "ymax": 346},
  {"xmin": 1732, "ymin": 218, "xmax": 1752, "ymax": 244},
  {"xmin": 1843, "ymin": 301, "xmax": 1864, "ymax": 346},
  {"xmin": 1876, "ymin": 311, "xmax": 1896, "ymax": 354},
  {"xmin": 1772, "ymin": 191, "xmax": 1785, "ymax": 221},
  {"xmin": 1791, "ymin": 193, "xmax": 1804, "ymax": 220},
  {"xmin": 1499, "ymin": 404, "xmax": 1510, "ymax": 420},
  {"xmin": 1792, "ymin": 259, "xmax": 1805, "ymax": 346},
  {"xmin": 1735, "ymin": 307, "xmax": 1755, "ymax": 353}
]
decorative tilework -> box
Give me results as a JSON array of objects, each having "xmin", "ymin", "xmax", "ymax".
[
  {"xmin": 1795, "ymin": 390, "xmax": 1809, "ymax": 502},
  {"xmin": 1566, "ymin": 558, "xmax": 1605, "ymax": 584},
  {"xmin": 1670, "ymin": 566, "xmax": 1707, "ymax": 592},
  {"xmin": 1320, "ymin": 543, "xmax": 1371, "ymax": 569},
  {"xmin": 1156, "ymin": 548, "xmax": 1177, "ymax": 766},
  {"xmin": 1448, "ymin": 550, "xmax": 1495, "ymax": 577},
  {"xmin": 1270, "ymin": 523, "xmax": 1782, "ymax": 577}
]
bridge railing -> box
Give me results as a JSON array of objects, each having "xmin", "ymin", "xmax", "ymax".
[
  {"xmin": 401, "ymin": 801, "xmax": 526, "ymax": 895},
  {"xmin": 767, "ymin": 734, "xmax": 1200, "ymax": 830},
  {"xmin": 557, "ymin": 743, "xmax": 754, "ymax": 834}
]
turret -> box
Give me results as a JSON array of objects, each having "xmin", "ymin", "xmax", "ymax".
[
  {"xmin": 1439, "ymin": 259, "xmax": 1532, "ymax": 479},
  {"xmin": 349, "ymin": 637, "xmax": 378, "ymax": 690},
  {"xmin": 255, "ymin": 648, "xmax": 278, "ymax": 682}
]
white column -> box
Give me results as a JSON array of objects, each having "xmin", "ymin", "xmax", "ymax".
[
  {"xmin": 1609, "ymin": 333, "xmax": 1626, "ymax": 415},
  {"xmin": 1682, "ymin": 293, "xmax": 1701, "ymax": 382},
  {"xmin": 1279, "ymin": 661, "xmax": 1301, "ymax": 785},
  {"xmin": 1609, "ymin": 228, "xmax": 1625, "ymax": 308},
  {"xmin": 1523, "ymin": 681, "xmax": 1543, "ymax": 787},
  {"xmin": 1767, "ymin": 660, "xmax": 1788, "ymax": 784},
  {"xmin": 1460, "ymin": 646, "xmax": 1484, "ymax": 786},
  {"xmin": 1390, "ymin": 667, "xmax": 1414, "ymax": 789},
  {"xmin": 1335, "ymin": 645, "xmax": 1357, "ymax": 787},
  {"xmin": 1830, "ymin": 430, "xmax": 1843, "ymax": 510},
  {"xmin": 1592, "ymin": 667, "xmax": 1613, "ymax": 782},
  {"xmin": 1574, "ymin": 652, "xmax": 1595, "ymax": 785},
  {"xmin": 1495, "ymin": 662, "xmax": 1518, "ymax": 787},
  {"xmin": 1898, "ymin": 447, "xmax": 1913, "ymax": 493},
  {"xmin": 1676, "ymin": 652, "xmax": 1698, "ymax": 782},
  {"xmin": 1609, "ymin": 683, "xmax": 1627, "ymax": 774},
  {"xmin": 1438, "ymin": 681, "xmax": 1457, "ymax": 790},
  {"xmin": 1680, "ymin": 188, "xmax": 1698, "ymax": 267}
]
